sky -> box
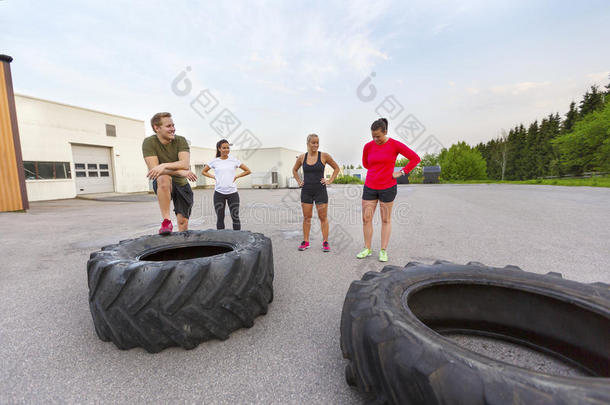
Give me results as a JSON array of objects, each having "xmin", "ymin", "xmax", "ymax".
[{"xmin": 1, "ymin": 0, "xmax": 609, "ymax": 166}]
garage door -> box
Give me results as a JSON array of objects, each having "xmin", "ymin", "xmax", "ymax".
[{"xmin": 72, "ymin": 145, "xmax": 114, "ymax": 194}]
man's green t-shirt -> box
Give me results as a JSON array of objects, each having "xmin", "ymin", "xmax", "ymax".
[{"xmin": 142, "ymin": 135, "xmax": 190, "ymax": 186}]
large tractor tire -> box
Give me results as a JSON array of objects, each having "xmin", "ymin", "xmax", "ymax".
[
  {"xmin": 87, "ymin": 230, "xmax": 273, "ymax": 353},
  {"xmin": 340, "ymin": 261, "xmax": 610, "ymax": 404}
]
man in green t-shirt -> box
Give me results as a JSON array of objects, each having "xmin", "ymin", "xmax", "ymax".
[{"xmin": 142, "ymin": 112, "xmax": 197, "ymax": 234}]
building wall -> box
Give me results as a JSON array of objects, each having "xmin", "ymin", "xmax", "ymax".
[
  {"xmin": 231, "ymin": 147, "xmax": 302, "ymax": 188},
  {"xmin": 15, "ymin": 94, "xmax": 331, "ymax": 200},
  {"xmin": 343, "ymin": 168, "xmax": 367, "ymax": 181},
  {"xmin": 189, "ymin": 146, "xmax": 217, "ymax": 188},
  {"xmin": 15, "ymin": 94, "xmax": 149, "ymax": 200}
]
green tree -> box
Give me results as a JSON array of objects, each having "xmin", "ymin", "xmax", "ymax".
[
  {"xmin": 579, "ymin": 85, "xmax": 605, "ymax": 117},
  {"xmin": 535, "ymin": 114, "xmax": 561, "ymax": 177},
  {"xmin": 504, "ymin": 125, "xmax": 528, "ymax": 180},
  {"xmin": 439, "ymin": 142, "xmax": 487, "ymax": 180},
  {"xmin": 562, "ymin": 101, "xmax": 578, "ymax": 133},
  {"xmin": 553, "ymin": 100, "xmax": 610, "ymax": 174},
  {"xmin": 397, "ymin": 153, "xmax": 438, "ymax": 174},
  {"xmin": 523, "ymin": 121, "xmax": 539, "ymax": 178}
]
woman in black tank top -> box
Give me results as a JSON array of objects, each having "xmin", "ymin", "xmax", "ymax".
[{"xmin": 292, "ymin": 134, "xmax": 340, "ymax": 252}]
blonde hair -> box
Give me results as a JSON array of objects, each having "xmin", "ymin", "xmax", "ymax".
[
  {"xmin": 306, "ymin": 133, "xmax": 319, "ymax": 144},
  {"xmin": 151, "ymin": 112, "xmax": 172, "ymax": 131}
]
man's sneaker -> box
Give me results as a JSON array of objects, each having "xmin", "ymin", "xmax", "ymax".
[
  {"xmin": 379, "ymin": 249, "xmax": 388, "ymax": 262},
  {"xmin": 298, "ymin": 241, "xmax": 310, "ymax": 251},
  {"xmin": 322, "ymin": 241, "xmax": 330, "ymax": 252},
  {"xmin": 159, "ymin": 219, "xmax": 173, "ymax": 235},
  {"xmin": 356, "ymin": 248, "xmax": 372, "ymax": 259}
]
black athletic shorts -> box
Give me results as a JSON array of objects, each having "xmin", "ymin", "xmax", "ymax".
[
  {"xmin": 153, "ymin": 179, "xmax": 194, "ymax": 218},
  {"xmin": 301, "ymin": 185, "xmax": 328, "ymax": 204},
  {"xmin": 362, "ymin": 184, "xmax": 397, "ymax": 203}
]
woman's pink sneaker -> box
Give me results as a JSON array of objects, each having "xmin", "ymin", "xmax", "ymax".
[
  {"xmin": 322, "ymin": 241, "xmax": 330, "ymax": 252},
  {"xmin": 298, "ymin": 241, "xmax": 310, "ymax": 251}
]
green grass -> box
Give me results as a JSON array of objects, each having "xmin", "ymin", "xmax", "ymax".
[{"xmin": 435, "ymin": 175, "xmax": 610, "ymax": 187}]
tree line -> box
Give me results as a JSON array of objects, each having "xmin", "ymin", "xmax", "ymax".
[{"xmin": 403, "ymin": 78, "xmax": 610, "ymax": 181}]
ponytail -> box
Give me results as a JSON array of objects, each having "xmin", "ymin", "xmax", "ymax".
[{"xmin": 371, "ymin": 118, "xmax": 388, "ymax": 132}]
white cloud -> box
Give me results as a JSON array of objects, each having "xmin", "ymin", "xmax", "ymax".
[
  {"xmin": 3, "ymin": 0, "xmax": 610, "ymax": 166},
  {"xmin": 586, "ymin": 71, "xmax": 610, "ymax": 83},
  {"xmin": 490, "ymin": 81, "xmax": 551, "ymax": 95},
  {"xmin": 256, "ymin": 79, "xmax": 298, "ymax": 95}
]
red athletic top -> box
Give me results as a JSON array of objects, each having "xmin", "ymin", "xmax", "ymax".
[{"xmin": 362, "ymin": 138, "xmax": 421, "ymax": 190}]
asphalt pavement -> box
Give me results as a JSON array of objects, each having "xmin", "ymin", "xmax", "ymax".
[{"xmin": 1, "ymin": 184, "xmax": 609, "ymax": 404}]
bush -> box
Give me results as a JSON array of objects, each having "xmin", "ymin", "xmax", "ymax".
[
  {"xmin": 439, "ymin": 142, "xmax": 487, "ymax": 181},
  {"xmin": 334, "ymin": 175, "xmax": 364, "ymax": 184}
]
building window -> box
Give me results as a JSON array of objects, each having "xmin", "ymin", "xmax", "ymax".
[
  {"xmin": 23, "ymin": 161, "xmax": 71, "ymax": 180},
  {"xmin": 106, "ymin": 124, "xmax": 116, "ymax": 137}
]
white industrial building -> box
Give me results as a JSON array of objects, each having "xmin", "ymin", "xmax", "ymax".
[
  {"xmin": 342, "ymin": 168, "xmax": 367, "ymax": 181},
  {"xmin": 15, "ymin": 94, "xmax": 340, "ymax": 201}
]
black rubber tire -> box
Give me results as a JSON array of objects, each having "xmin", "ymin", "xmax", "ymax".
[
  {"xmin": 87, "ymin": 229, "xmax": 273, "ymax": 353},
  {"xmin": 340, "ymin": 261, "xmax": 610, "ymax": 404}
]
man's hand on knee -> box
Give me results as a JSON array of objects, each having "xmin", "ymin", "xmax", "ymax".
[{"xmin": 147, "ymin": 163, "xmax": 167, "ymax": 180}]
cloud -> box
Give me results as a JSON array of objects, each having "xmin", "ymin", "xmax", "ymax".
[
  {"xmin": 586, "ymin": 71, "xmax": 610, "ymax": 83},
  {"xmin": 345, "ymin": 35, "xmax": 390, "ymax": 73},
  {"xmin": 432, "ymin": 22, "xmax": 453, "ymax": 35},
  {"xmin": 490, "ymin": 81, "xmax": 551, "ymax": 95},
  {"xmin": 256, "ymin": 79, "xmax": 298, "ymax": 95}
]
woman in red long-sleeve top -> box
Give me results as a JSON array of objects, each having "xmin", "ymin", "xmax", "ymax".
[{"xmin": 357, "ymin": 118, "xmax": 421, "ymax": 262}]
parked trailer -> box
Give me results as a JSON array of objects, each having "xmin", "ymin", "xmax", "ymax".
[{"xmin": 251, "ymin": 171, "xmax": 279, "ymax": 189}]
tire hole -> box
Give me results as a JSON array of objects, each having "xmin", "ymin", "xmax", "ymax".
[
  {"xmin": 141, "ymin": 244, "xmax": 234, "ymax": 261},
  {"xmin": 444, "ymin": 333, "xmax": 588, "ymax": 377}
]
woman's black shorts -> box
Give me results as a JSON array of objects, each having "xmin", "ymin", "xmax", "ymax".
[
  {"xmin": 362, "ymin": 184, "xmax": 397, "ymax": 203},
  {"xmin": 301, "ymin": 185, "xmax": 328, "ymax": 204}
]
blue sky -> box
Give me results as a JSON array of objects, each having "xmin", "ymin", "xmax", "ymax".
[{"xmin": 2, "ymin": 0, "xmax": 609, "ymax": 165}]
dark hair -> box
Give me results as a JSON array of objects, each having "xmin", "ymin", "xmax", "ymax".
[
  {"xmin": 216, "ymin": 139, "xmax": 229, "ymax": 157},
  {"xmin": 151, "ymin": 112, "xmax": 172, "ymax": 132},
  {"xmin": 371, "ymin": 118, "xmax": 388, "ymax": 132}
]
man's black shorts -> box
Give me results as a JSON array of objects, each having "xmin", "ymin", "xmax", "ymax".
[
  {"xmin": 153, "ymin": 179, "xmax": 194, "ymax": 218},
  {"xmin": 301, "ymin": 185, "xmax": 328, "ymax": 204},
  {"xmin": 362, "ymin": 184, "xmax": 397, "ymax": 203}
]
